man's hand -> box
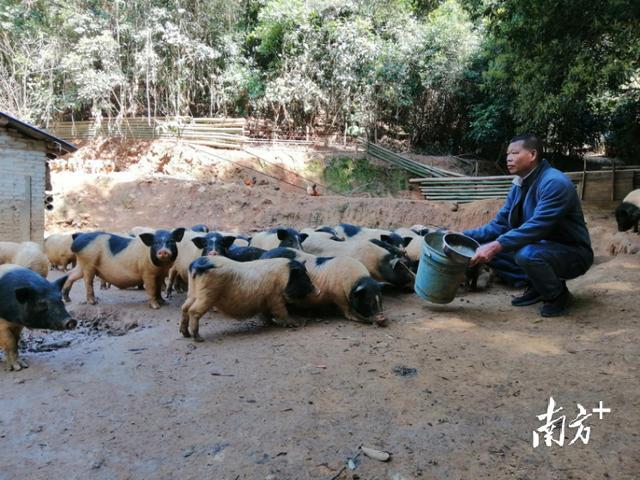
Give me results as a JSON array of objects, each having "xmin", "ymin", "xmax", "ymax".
[{"xmin": 470, "ymin": 240, "xmax": 503, "ymax": 266}]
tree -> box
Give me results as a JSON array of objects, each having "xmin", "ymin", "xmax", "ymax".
[{"xmin": 469, "ymin": 0, "xmax": 640, "ymax": 160}]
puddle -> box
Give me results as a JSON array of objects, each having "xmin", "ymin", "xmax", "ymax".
[{"xmin": 19, "ymin": 305, "xmax": 140, "ymax": 354}]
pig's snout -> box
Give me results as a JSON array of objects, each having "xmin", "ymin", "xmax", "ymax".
[
  {"xmin": 65, "ymin": 318, "xmax": 77, "ymax": 330},
  {"xmin": 373, "ymin": 313, "xmax": 387, "ymax": 326},
  {"xmin": 156, "ymin": 248, "xmax": 172, "ymax": 260}
]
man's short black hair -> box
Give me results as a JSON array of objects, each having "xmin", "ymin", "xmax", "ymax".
[{"xmin": 509, "ymin": 133, "xmax": 543, "ymax": 161}]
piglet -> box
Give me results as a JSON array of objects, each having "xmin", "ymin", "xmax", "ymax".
[
  {"xmin": 0, "ymin": 264, "xmax": 76, "ymax": 371},
  {"xmin": 44, "ymin": 233, "xmax": 76, "ymax": 271},
  {"xmin": 261, "ymin": 247, "xmax": 386, "ymax": 325},
  {"xmin": 615, "ymin": 189, "xmax": 640, "ymax": 233},
  {"xmin": 249, "ymin": 227, "xmax": 308, "ymax": 251},
  {"xmin": 62, "ymin": 229, "xmax": 185, "ymax": 309},
  {"xmin": 0, "ymin": 241, "xmax": 49, "ymax": 278},
  {"xmin": 193, "ymin": 234, "xmax": 266, "ymax": 262},
  {"xmin": 180, "ymin": 256, "xmax": 316, "ymax": 342}
]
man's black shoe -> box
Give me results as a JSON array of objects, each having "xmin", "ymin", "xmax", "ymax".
[
  {"xmin": 513, "ymin": 280, "xmax": 529, "ymax": 289},
  {"xmin": 540, "ymin": 288, "xmax": 574, "ymax": 317},
  {"xmin": 511, "ymin": 286, "xmax": 542, "ymax": 306}
]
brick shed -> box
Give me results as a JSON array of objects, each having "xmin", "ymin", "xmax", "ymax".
[{"xmin": 0, "ymin": 112, "xmax": 77, "ymax": 245}]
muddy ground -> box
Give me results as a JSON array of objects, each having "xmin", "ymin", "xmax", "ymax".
[{"xmin": 1, "ymin": 143, "xmax": 640, "ymax": 479}]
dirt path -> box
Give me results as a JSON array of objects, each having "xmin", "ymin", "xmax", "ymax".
[{"xmin": 1, "ymin": 254, "xmax": 638, "ymax": 479}]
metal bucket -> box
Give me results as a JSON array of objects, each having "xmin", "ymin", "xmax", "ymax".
[{"xmin": 414, "ymin": 231, "xmax": 478, "ymax": 304}]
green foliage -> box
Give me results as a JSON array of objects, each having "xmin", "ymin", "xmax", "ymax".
[
  {"xmin": 322, "ymin": 156, "xmax": 409, "ymax": 195},
  {"xmin": 405, "ymin": 0, "xmax": 480, "ymax": 150},
  {"xmin": 0, "ymin": 0, "xmax": 638, "ymax": 162},
  {"xmin": 468, "ymin": 0, "xmax": 640, "ymax": 160},
  {"xmin": 599, "ymin": 73, "xmax": 640, "ymax": 160}
]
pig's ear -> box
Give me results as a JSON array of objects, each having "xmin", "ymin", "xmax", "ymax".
[
  {"xmin": 52, "ymin": 275, "xmax": 68, "ymax": 292},
  {"xmin": 221, "ymin": 236, "xmax": 236, "ymax": 250},
  {"xmin": 391, "ymin": 257, "xmax": 407, "ymax": 272},
  {"xmin": 376, "ymin": 281, "xmax": 393, "ymax": 289},
  {"xmin": 380, "ymin": 234, "xmax": 392, "ymax": 244},
  {"xmin": 15, "ymin": 287, "xmax": 34, "ymax": 304},
  {"xmin": 138, "ymin": 233, "xmax": 155, "ymax": 247},
  {"xmin": 171, "ymin": 228, "xmax": 186, "ymax": 243},
  {"xmin": 276, "ymin": 229, "xmax": 288, "ymax": 241},
  {"xmin": 402, "ymin": 237, "xmax": 413, "ymax": 247},
  {"xmin": 299, "ymin": 233, "xmax": 309, "ymax": 244},
  {"xmin": 191, "ymin": 237, "xmax": 206, "ymax": 249}
]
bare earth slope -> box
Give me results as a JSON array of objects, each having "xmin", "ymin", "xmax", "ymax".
[{"xmin": 46, "ymin": 170, "xmax": 640, "ymax": 257}]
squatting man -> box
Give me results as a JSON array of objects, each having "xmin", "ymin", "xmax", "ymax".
[{"xmin": 464, "ymin": 133, "xmax": 593, "ymax": 317}]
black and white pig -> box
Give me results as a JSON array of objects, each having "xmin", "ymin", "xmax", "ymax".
[
  {"xmin": 300, "ymin": 235, "xmax": 414, "ymax": 287},
  {"xmin": 62, "ymin": 229, "xmax": 185, "ymax": 309},
  {"xmin": 298, "ymin": 231, "xmax": 345, "ymax": 249},
  {"xmin": 615, "ymin": 189, "xmax": 640, "ymax": 233},
  {"xmin": 130, "ymin": 226, "xmax": 156, "ymax": 236},
  {"xmin": 165, "ymin": 229, "xmax": 210, "ymax": 298},
  {"xmin": 190, "ymin": 224, "xmax": 210, "ymax": 233},
  {"xmin": 393, "ymin": 225, "xmax": 445, "ymax": 271},
  {"xmin": 249, "ymin": 227, "xmax": 308, "ymax": 250},
  {"xmin": 180, "ymin": 256, "xmax": 316, "ymax": 341},
  {"xmin": 0, "ymin": 264, "xmax": 76, "ymax": 371},
  {"xmin": 192, "ymin": 233, "xmax": 267, "ymax": 262},
  {"xmin": 393, "ymin": 227, "xmax": 424, "ymax": 271},
  {"xmin": 335, "ymin": 223, "xmax": 412, "ymax": 251},
  {"xmin": 166, "ymin": 231, "xmax": 259, "ymax": 297},
  {"xmin": 261, "ymin": 247, "xmax": 385, "ymax": 324},
  {"xmin": 464, "ymin": 264, "xmax": 494, "ymax": 291},
  {"xmin": 300, "ymin": 227, "xmax": 344, "ymax": 241},
  {"xmin": 219, "ymin": 232, "xmax": 251, "ymax": 247}
]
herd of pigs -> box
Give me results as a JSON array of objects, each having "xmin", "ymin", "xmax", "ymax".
[
  {"xmin": 2, "ymin": 186, "xmax": 638, "ymax": 372},
  {"xmin": 1, "ymin": 222, "xmax": 477, "ymax": 372}
]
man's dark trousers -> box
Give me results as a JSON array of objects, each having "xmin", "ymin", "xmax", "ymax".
[{"xmin": 490, "ymin": 241, "xmax": 593, "ymax": 300}]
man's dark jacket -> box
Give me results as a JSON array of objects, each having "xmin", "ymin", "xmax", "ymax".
[{"xmin": 463, "ymin": 159, "xmax": 593, "ymax": 261}]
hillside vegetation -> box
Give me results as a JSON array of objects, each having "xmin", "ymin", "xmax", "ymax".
[{"xmin": 1, "ymin": 0, "xmax": 639, "ymax": 164}]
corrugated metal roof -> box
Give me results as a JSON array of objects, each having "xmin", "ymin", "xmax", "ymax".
[{"xmin": 0, "ymin": 111, "xmax": 77, "ymax": 153}]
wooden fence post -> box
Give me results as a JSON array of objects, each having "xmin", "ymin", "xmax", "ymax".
[
  {"xmin": 611, "ymin": 158, "xmax": 616, "ymax": 201},
  {"xmin": 580, "ymin": 157, "xmax": 587, "ymax": 200}
]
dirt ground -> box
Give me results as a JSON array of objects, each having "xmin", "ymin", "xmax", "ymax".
[{"xmin": 1, "ymin": 142, "xmax": 639, "ymax": 479}]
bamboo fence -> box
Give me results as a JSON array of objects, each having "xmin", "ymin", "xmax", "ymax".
[
  {"xmin": 358, "ymin": 139, "xmax": 463, "ymax": 178},
  {"xmin": 49, "ymin": 117, "xmax": 247, "ymax": 149},
  {"xmin": 410, "ymin": 169, "xmax": 640, "ymax": 203},
  {"xmin": 48, "ymin": 117, "xmax": 342, "ymax": 150}
]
